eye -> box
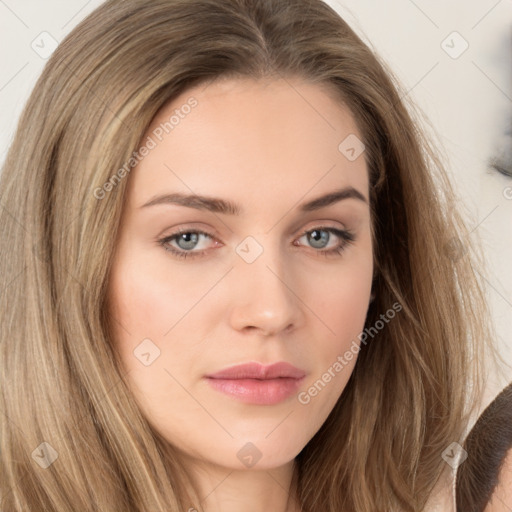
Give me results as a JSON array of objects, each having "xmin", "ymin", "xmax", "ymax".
[
  {"xmin": 157, "ymin": 226, "xmax": 356, "ymax": 260},
  {"xmin": 295, "ymin": 226, "xmax": 355, "ymax": 257},
  {"xmin": 158, "ymin": 228, "xmax": 217, "ymax": 259}
]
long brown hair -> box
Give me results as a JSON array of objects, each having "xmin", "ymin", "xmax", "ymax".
[{"xmin": 0, "ymin": 0, "xmax": 501, "ymax": 510}]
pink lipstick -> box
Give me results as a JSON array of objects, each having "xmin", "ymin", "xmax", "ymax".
[{"xmin": 205, "ymin": 362, "xmax": 305, "ymax": 405}]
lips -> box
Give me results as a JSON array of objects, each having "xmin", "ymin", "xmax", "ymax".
[
  {"xmin": 206, "ymin": 362, "xmax": 306, "ymax": 380},
  {"xmin": 205, "ymin": 362, "xmax": 306, "ymax": 405}
]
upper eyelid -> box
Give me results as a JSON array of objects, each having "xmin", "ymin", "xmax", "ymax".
[{"xmin": 164, "ymin": 224, "xmax": 349, "ymax": 241}]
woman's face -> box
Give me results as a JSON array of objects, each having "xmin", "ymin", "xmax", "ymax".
[{"xmin": 107, "ymin": 77, "xmax": 373, "ymax": 472}]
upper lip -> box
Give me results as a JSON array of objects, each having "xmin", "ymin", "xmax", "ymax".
[{"xmin": 205, "ymin": 362, "xmax": 306, "ymax": 380}]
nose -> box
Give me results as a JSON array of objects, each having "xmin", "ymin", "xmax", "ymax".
[{"xmin": 228, "ymin": 244, "xmax": 304, "ymax": 337}]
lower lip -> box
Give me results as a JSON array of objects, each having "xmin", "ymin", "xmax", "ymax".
[{"xmin": 205, "ymin": 377, "xmax": 304, "ymax": 405}]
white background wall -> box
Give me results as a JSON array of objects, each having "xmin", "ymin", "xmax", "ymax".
[{"xmin": 1, "ymin": 0, "xmax": 510, "ymax": 400}]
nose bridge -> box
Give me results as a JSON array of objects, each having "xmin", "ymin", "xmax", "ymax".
[{"xmin": 228, "ymin": 234, "xmax": 301, "ymax": 334}]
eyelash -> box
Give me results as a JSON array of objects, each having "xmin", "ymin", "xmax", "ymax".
[{"xmin": 157, "ymin": 226, "xmax": 355, "ymax": 260}]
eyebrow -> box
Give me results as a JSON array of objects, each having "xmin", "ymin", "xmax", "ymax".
[{"xmin": 139, "ymin": 186, "xmax": 367, "ymax": 214}]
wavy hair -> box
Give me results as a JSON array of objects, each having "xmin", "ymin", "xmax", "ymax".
[{"xmin": 0, "ymin": 0, "xmax": 500, "ymax": 510}]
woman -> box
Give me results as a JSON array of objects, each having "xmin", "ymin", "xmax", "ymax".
[{"xmin": 0, "ymin": 0, "xmax": 500, "ymax": 510}]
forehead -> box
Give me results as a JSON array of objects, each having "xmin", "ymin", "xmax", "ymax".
[{"xmin": 126, "ymin": 77, "xmax": 369, "ymax": 210}]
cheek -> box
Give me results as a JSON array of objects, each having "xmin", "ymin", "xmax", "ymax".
[
  {"xmin": 107, "ymin": 246, "xmax": 228, "ymax": 404},
  {"xmin": 311, "ymin": 252, "xmax": 373, "ymax": 347},
  {"xmin": 312, "ymin": 287, "xmax": 371, "ymax": 362},
  {"xmin": 296, "ymin": 249, "xmax": 373, "ymax": 408},
  {"xmin": 108, "ymin": 247, "xmax": 217, "ymax": 341},
  {"xmin": 319, "ymin": 271, "xmax": 371, "ymax": 328},
  {"xmin": 107, "ymin": 256, "xmax": 208, "ymax": 431}
]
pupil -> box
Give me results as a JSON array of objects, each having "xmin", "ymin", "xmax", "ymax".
[
  {"xmin": 309, "ymin": 230, "xmax": 328, "ymax": 248},
  {"xmin": 178, "ymin": 232, "xmax": 198, "ymax": 250}
]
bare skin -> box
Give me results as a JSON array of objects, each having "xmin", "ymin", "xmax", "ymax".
[{"xmin": 107, "ymin": 76, "xmax": 373, "ymax": 512}]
